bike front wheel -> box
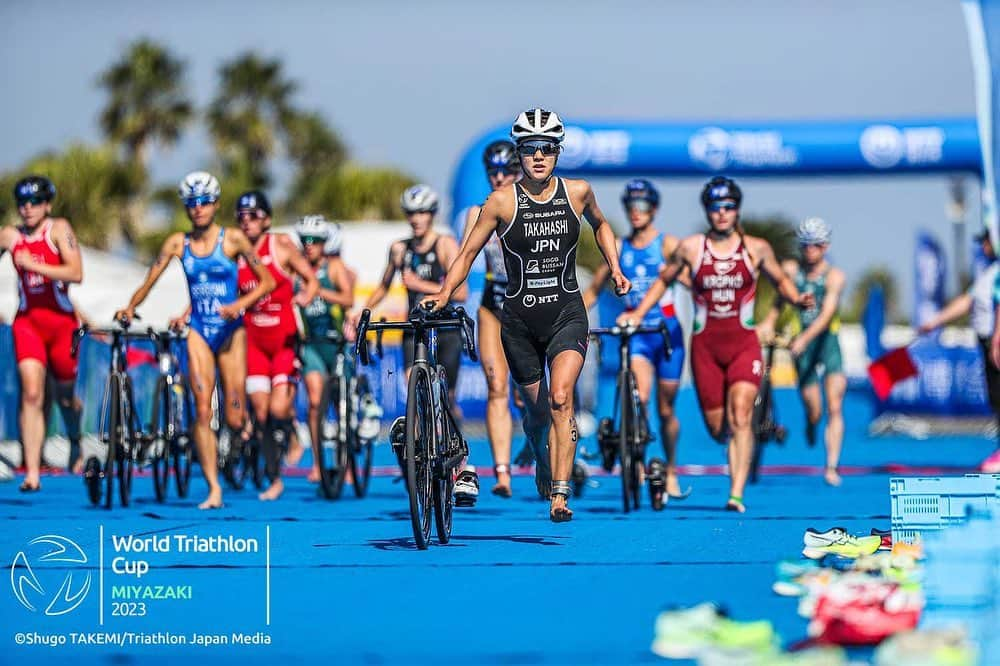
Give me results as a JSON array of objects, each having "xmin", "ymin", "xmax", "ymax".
[
  {"xmin": 318, "ymin": 379, "xmax": 347, "ymax": 500},
  {"xmin": 405, "ymin": 365, "xmax": 434, "ymax": 549},
  {"xmin": 350, "ymin": 376, "xmax": 375, "ymax": 498},
  {"xmin": 150, "ymin": 377, "xmax": 170, "ymax": 502}
]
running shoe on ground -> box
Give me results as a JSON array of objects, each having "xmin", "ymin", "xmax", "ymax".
[
  {"xmin": 980, "ymin": 447, "xmax": 1000, "ymax": 473},
  {"xmin": 774, "ymin": 568, "xmax": 838, "ymax": 598},
  {"xmin": 699, "ymin": 645, "xmax": 846, "ymax": 666},
  {"xmin": 890, "ymin": 540, "xmax": 924, "ymax": 561},
  {"xmin": 874, "ymin": 627, "xmax": 977, "ymax": 666},
  {"xmin": 651, "ymin": 603, "xmax": 724, "ymax": 659},
  {"xmin": 808, "ymin": 581, "xmax": 922, "ymax": 645},
  {"xmin": 870, "ymin": 528, "xmax": 893, "ymax": 551},
  {"xmin": 454, "ymin": 464, "xmax": 479, "ymax": 507},
  {"xmin": 651, "ymin": 604, "xmax": 777, "ymax": 660},
  {"xmin": 647, "ymin": 457, "xmax": 667, "ymax": 510},
  {"xmin": 802, "ymin": 527, "xmax": 881, "ymax": 559}
]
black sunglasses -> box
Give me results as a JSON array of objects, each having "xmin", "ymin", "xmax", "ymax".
[
  {"xmin": 16, "ymin": 196, "xmax": 48, "ymax": 207},
  {"xmin": 517, "ymin": 141, "xmax": 560, "ymax": 156}
]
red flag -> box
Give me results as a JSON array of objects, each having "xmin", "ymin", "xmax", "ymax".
[{"xmin": 867, "ymin": 346, "xmax": 918, "ymax": 401}]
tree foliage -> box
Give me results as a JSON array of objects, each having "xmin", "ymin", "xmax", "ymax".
[
  {"xmin": 0, "ymin": 144, "xmax": 142, "ymax": 249},
  {"xmin": 292, "ymin": 164, "xmax": 417, "ymax": 220}
]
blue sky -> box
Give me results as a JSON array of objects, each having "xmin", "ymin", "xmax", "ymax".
[{"xmin": 0, "ymin": 0, "xmax": 982, "ymax": 315}]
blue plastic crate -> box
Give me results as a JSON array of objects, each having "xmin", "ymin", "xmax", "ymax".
[{"xmin": 889, "ymin": 475, "xmax": 1000, "ymax": 543}]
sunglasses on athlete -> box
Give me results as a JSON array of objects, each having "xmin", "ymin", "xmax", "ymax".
[
  {"xmin": 487, "ymin": 166, "xmax": 518, "ymax": 177},
  {"xmin": 184, "ymin": 195, "xmax": 218, "ymax": 209},
  {"xmin": 299, "ymin": 236, "xmax": 326, "ymax": 246},
  {"xmin": 516, "ymin": 141, "xmax": 560, "ymax": 157},
  {"xmin": 625, "ymin": 200, "xmax": 654, "ymax": 212},
  {"xmin": 707, "ymin": 201, "xmax": 738, "ymax": 212},
  {"xmin": 16, "ymin": 196, "xmax": 48, "ymax": 207},
  {"xmin": 236, "ymin": 208, "xmax": 268, "ymax": 221}
]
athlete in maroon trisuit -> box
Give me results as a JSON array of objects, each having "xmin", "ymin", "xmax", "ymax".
[
  {"xmin": 0, "ymin": 176, "xmax": 84, "ymax": 492},
  {"xmin": 623, "ymin": 177, "xmax": 812, "ymax": 513},
  {"xmin": 234, "ymin": 190, "xmax": 318, "ymax": 501}
]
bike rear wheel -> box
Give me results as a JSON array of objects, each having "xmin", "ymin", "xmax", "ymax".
[
  {"xmin": 117, "ymin": 378, "xmax": 136, "ymax": 507},
  {"xmin": 104, "ymin": 375, "xmax": 121, "ymax": 510},
  {"xmin": 350, "ymin": 376, "xmax": 374, "ymax": 498},
  {"xmin": 173, "ymin": 379, "xmax": 194, "ymax": 498},
  {"xmin": 623, "ymin": 371, "xmax": 643, "ymax": 511},
  {"xmin": 318, "ymin": 379, "xmax": 347, "ymax": 499},
  {"xmin": 433, "ymin": 383, "xmax": 456, "ymax": 544},
  {"xmin": 150, "ymin": 377, "xmax": 170, "ymax": 502},
  {"xmin": 405, "ymin": 366, "xmax": 434, "ymax": 549}
]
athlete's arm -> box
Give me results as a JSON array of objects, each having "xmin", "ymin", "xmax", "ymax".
[
  {"xmin": 0, "ymin": 226, "xmax": 16, "ymax": 259},
  {"xmin": 278, "ymin": 234, "xmax": 319, "ymax": 307},
  {"xmin": 115, "ymin": 233, "xmax": 185, "ymax": 322},
  {"xmin": 758, "ymin": 259, "xmax": 797, "ymax": 341},
  {"xmin": 574, "ymin": 180, "xmax": 629, "ymax": 296},
  {"xmin": 361, "ymin": 241, "xmax": 404, "ymax": 311},
  {"xmin": 222, "ymin": 229, "xmax": 276, "ymax": 319},
  {"xmin": 461, "ymin": 205, "xmax": 482, "ymax": 244},
  {"xmin": 14, "ymin": 219, "xmax": 83, "ymax": 283},
  {"xmin": 920, "ymin": 269, "xmax": 987, "ymax": 333},
  {"xmin": 424, "ymin": 189, "xmax": 506, "ymax": 311},
  {"xmin": 662, "ymin": 235, "xmax": 693, "ymax": 290},
  {"xmin": 619, "ymin": 237, "xmax": 692, "ymax": 325},
  {"xmin": 437, "ymin": 235, "xmax": 468, "ymax": 302},
  {"xmin": 755, "ymin": 238, "xmax": 809, "ymax": 309},
  {"xmin": 319, "ymin": 258, "xmax": 355, "ymax": 308},
  {"xmin": 583, "ymin": 263, "xmax": 610, "ymax": 310},
  {"xmin": 794, "ymin": 267, "xmax": 845, "ymax": 348}
]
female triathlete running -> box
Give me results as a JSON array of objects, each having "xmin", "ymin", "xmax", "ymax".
[
  {"xmin": 234, "ymin": 190, "xmax": 318, "ymax": 501},
  {"xmin": 759, "ymin": 217, "xmax": 847, "ymax": 487},
  {"xmin": 115, "ymin": 172, "xmax": 275, "ymax": 509},
  {"xmin": 583, "ymin": 179, "xmax": 688, "ymax": 507},
  {"xmin": 623, "ymin": 177, "xmax": 811, "ymax": 513},
  {"xmin": 424, "ymin": 108, "xmax": 630, "ymax": 522},
  {"xmin": 461, "ymin": 140, "xmax": 534, "ymax": 498},
  {"xmin": 0, "ymin": 176, "xmax": 84, "ymax": 492},
  {"xmin": 293, "ymin": 215, "xmax": 356, "ymax": 483},
  {"xmin": 350, "ymin": 185, "xmax": 479, "ymax": 502}
]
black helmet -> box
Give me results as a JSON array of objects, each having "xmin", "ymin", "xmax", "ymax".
[
  {"xmin": 14, "ymin": 175, "xmax": 56, "ymax": 204},
  {"xmin": 621, "ymin": 179, "xmax": 660, "ymax": 208},
  {"xmin": 482, "ymin": 140, "xmax": 519, "ymax": 172},
  {"xmin": 236, "ymin": 190, "xmax": 272, "ymax": 216},
  {"xmin": 700, "ymin": 176, "xmax": 742, "ymax": 208}
]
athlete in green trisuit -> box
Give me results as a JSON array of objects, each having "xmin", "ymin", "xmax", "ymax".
[{"xmin": 759, "ymin": 217, "xmax": 846, "ymax": 486}]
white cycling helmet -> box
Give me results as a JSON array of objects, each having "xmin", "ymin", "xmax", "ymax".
[
  {"xmin": 797, "ymin": 217, "xmax": 832, "ymax": 245},
  {"xmin": 295, "ymin": 214, "xmax": 330, "ymax": 239},
  {"xmin": 400, "ymin": 184, "xmax": 439, "ymax": 214},
  {"xmin": 324, "ymin": 222, "xmax": 343, "ymax": 255},
  {"xmin": 178, "ymin": 171, "xmax": 221, "ymax": 201},
  {"xmin": 510, "ymin": 108, "xmax": 565, "ymax": 143}
]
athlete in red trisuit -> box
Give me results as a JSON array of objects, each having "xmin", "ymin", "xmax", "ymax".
[{"xmin": 623, "ymin": 177, "xmax": 812, "ymax": 512}]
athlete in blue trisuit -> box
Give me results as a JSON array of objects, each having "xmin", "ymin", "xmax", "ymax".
[
  {"xmin": 583, "ymin": 179, "xmax": 690, "ymax": 509},
  {"xmin": 424, "ymin": 108, "xmax": 630, "ymax": 522},
  {"xmin": 115, "ymin": 172, "xmax": 275, "ymax": 509}
]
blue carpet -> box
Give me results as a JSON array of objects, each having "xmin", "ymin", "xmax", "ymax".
[{"xmin": 1, "ymin": 388, "xmax": 994, "ymax": 664}]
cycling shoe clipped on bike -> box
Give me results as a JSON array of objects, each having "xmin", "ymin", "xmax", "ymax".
[
  {"xmin": 596, "ymin": 417, "xmax": 617, "ymax": 472},
  {"xmin": 647, "ymin": 457, "xmax": 667, "ymax": 511}
]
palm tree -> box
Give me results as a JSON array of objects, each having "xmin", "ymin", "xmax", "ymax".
[
  {"xmin": 285, "ymin": 110, "xmax": 347, "ymax": 200},
  {"xmin": 97, "ymin": 40, "xmax": 192, "ymax": 246},
  {"xmin": 98, "ymin": 40, "xmax": 192, "ymax": 167},
  {"xmin": 208, "ymin": 54, "xmax": 297, "ymax": 188}
]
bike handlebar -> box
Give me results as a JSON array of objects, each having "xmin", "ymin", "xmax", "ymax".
[
  {"xmin": 354, "ymin": 303, "xmax": 478, "ymax": 366},
  {"xmin": 71, "ymin": 317, "xmax": 187, "ymax": 358},
  {"xmin": 589, "ymin": 321, "xmax": 672, "ymax": 360}
]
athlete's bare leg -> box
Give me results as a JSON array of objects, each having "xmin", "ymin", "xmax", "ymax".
[
  {"xmin": 656, "ymin": 380, "xmax": 682, "ymax": 496},
  {"xmin": 478, "ymin": 307, "xmax": 513, "ymax": 496},
  {"xmin": 547, "ymin": 350, "xmax": 586, "ymax": 521},
  {"xmin": 304, "ymin": 372, "xmax": 325, "ymax": 482},
  {"xmin": 259, "ymin": 382, "xmax": 296, "ymax": 501},
  {"xmin": 518, "ymin": 376, "xmax": 551, "ymax": 496},
  {"xmin": 54, "ymin": 381, "xmax": 84, "ymax": 473},
  {"xmin": 725, "ymin": 381, "xmax": 758, "ymax": 512},
  {"xmin": 17, "ymin": 359, "xmax": 46, "ymax": 490},
  {"xmin": 800, "ymin": 383, "xmax": 823, "ymax": 430},
  {"xmin": 823, "ymin": 373, "xmax": 847, "ymax": 486},
  {"xmin": 187, "ymin": 332, "xmax": 224, "ymax": 509}
]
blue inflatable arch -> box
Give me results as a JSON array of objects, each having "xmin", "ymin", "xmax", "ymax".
[{"xmin": 449, "ymin": 116, "xmax": 982, "ymax": 232}]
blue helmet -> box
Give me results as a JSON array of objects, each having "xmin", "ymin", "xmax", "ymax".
[
  {"xmin": 14, "ymin": 175, "xmax": 56, "ymax": 204},
  {"xmin": 621, "ymin": 179, "xmax": 660, "ymax": 208},
  {"xmin": 236, "ymin": 190, "xmax": 272, "ymax": 216},
  {"xmin": 482, "ymin": 140, "xmax": 519, "ymax": 171},
  {"xmin": 700, "ymin": 176, "xmax": 742, "ymax": 208}
]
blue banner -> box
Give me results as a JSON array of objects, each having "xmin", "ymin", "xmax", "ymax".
[
  {"xmin": 913, "ymin": 231, "xmax": 947, "ymax": 328},
  {"xmin": 862, "ymin": 284, "xmax": 886, "ymax": 361},
  {"xmin": 963, "ymin": 0, "xmax": 1000, "ymax": 245}
]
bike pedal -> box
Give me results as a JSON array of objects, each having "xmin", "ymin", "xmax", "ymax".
[{"xmin": 454, "ymin": 493, "xmax": 477, "ymax": 508}]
